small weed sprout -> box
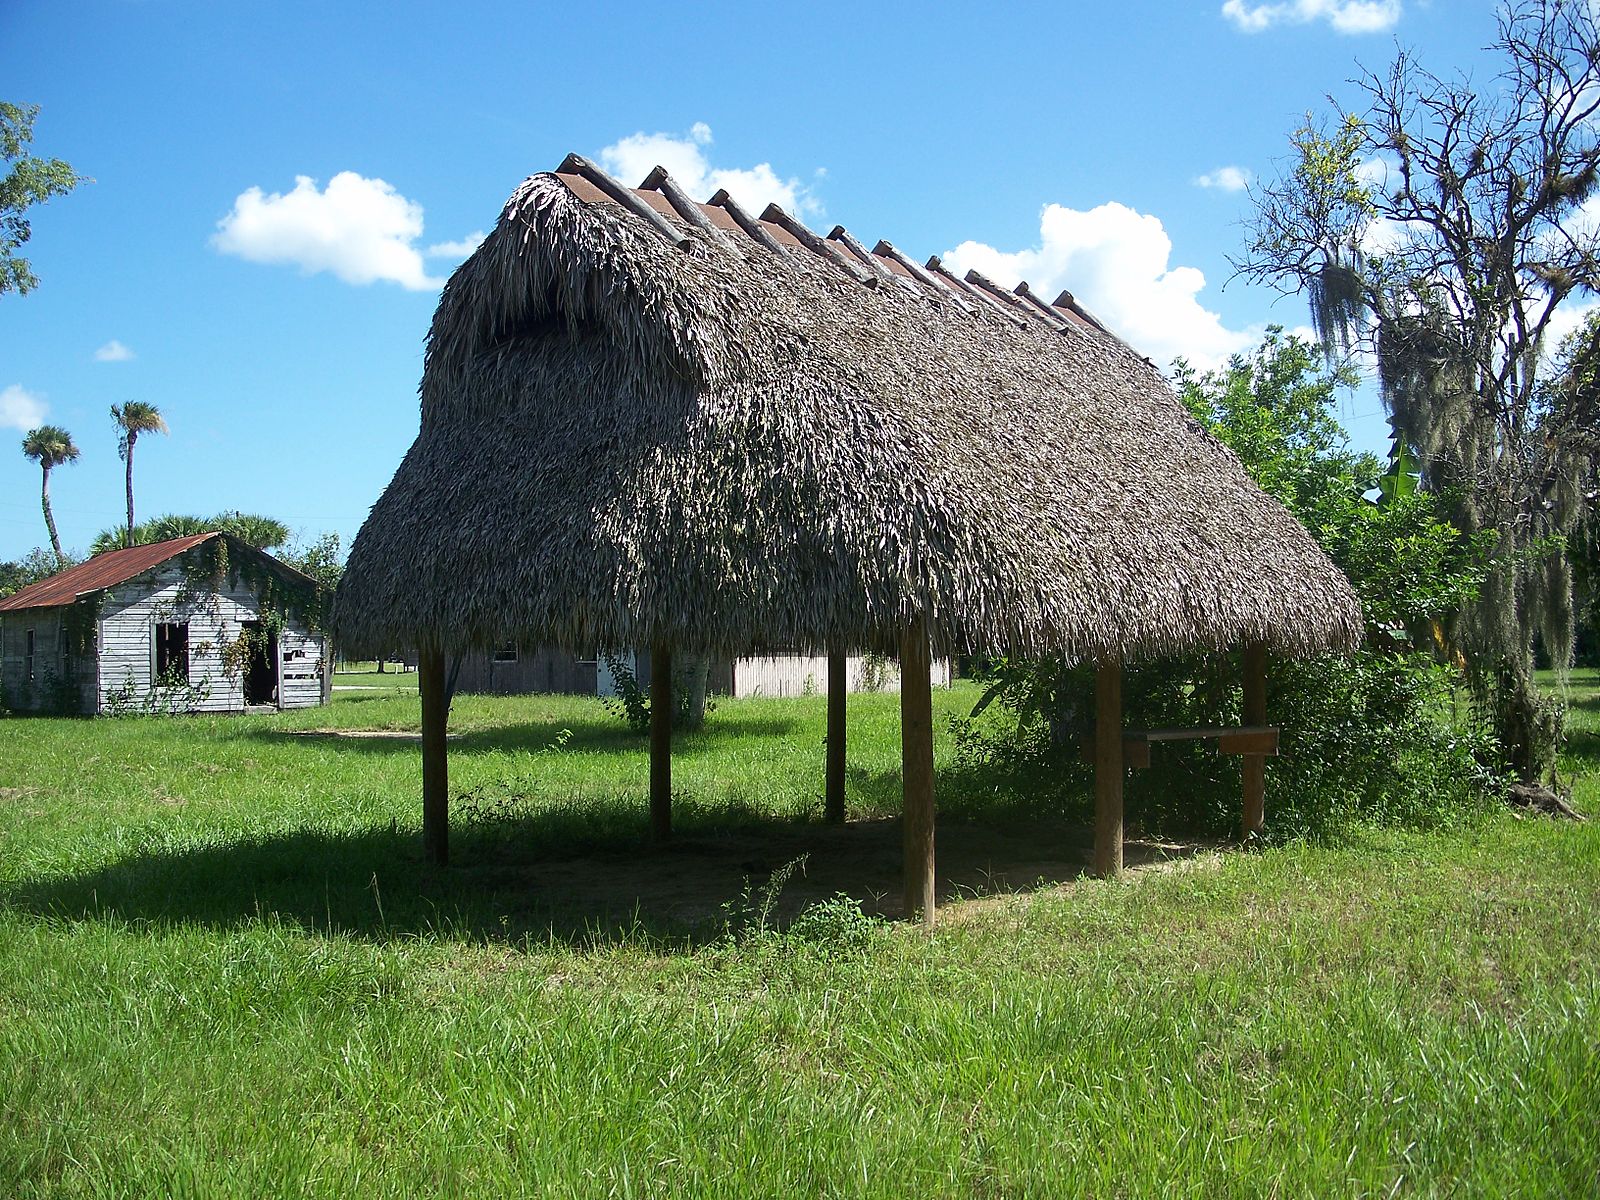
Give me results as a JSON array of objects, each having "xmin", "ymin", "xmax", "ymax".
[{"xmin": 720, "ymin": 854, "xmax": 809, "ymax": 942}]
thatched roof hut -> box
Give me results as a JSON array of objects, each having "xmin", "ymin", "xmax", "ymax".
[{"xmin": 335, "ymin": 153, "xmax": 1361, "ymax": 922}]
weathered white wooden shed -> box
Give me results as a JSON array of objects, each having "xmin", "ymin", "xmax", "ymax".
[
  {"xmin": 453, "ymin": 645, "xmax": 950, "ymax": 699},
  {"xmin": 0, "ymin": 533, "xmax": 328, "ymax": 715}
]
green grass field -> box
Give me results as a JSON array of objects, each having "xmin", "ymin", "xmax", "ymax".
[
  {"xmin": 332, "ymin": 664, "xmax": 418, "ymax": 692},
  {"xmin": 1, "ymin": 679, "xmax": 1597, "ymax": 1196}
]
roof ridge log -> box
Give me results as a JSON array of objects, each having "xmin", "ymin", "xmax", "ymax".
[
  {"xmin": 826, "ymin": 226, "xmax": 896, "ymax": 286},
  {"xmin": 639, "ymin": 165, "xmax": 735, "ymax": 253},
  {"xmin": 706, "ymin": 189, "xmax": 791, "ymax": 257},
  {"xmin": 965, "ymin": 269, "xmax": 1065, "ymax": 333},
  {"xmin": 1012, "ymin": 281, "xmax": 1072, "ymax": 334},
  {"xmin": 1052, "ymin": 288, "xmax": 1112, "ymax": 334},
  {"xmin": 556, "ymin": 153, "xmax": 692, "ymax": 250},
  {"xmin": 760, "ymin": 204, "xmax": 878, "ymax": 286},
  {"xmin": 873, "ymin": 241, "xmax": 975, "ymax": 311},
  {"xmin": 925, "ymin": 257, "xmax": 1026, "ymax": 326}
]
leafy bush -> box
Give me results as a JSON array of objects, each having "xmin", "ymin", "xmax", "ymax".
[
  {"xmin": 785, "ymin": 893, "xmax": 885, "ymax": 953},
  {"xmin": 715, "ymin": 860, "xmax": 885, "ymax": 956},
  {"xmin": 953, "ymin": 330, "xmax": 1504, "ymax": 840},
  {"xmin": 101, "ymin": 665, "xmax": 210, "ymax": 716},
  {"xmin": 601, "ymin": 653, "xmax": 717, "ymax": 733}
]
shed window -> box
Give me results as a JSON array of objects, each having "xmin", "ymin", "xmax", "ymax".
[
  {"xmin": 24, "ymin": 628, "xmax": 35, "ymax": 682},
  {"xmin": 493, "ymin": 644, "xmax": 518, "ymax": 663},
  {"xmin": 155, "ymin": 622, "xmax": 190, "ymax": 682}
]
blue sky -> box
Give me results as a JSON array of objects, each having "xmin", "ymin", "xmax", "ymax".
[{"xmin": 0, "ymin": 0, "xmax": 1512, "ymax": 561}]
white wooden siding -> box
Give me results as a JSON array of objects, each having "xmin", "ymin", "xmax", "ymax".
[
  {"xmin": 94, "ymin": 565, "xmax": 326, "ymax": 713},
  {"xmin": 729, "ymin": 654, "xmax": 951, "ymax": 699},
  {"xmin": 589, "ymin": 651, "xmax": 948, "ymax": 700}
]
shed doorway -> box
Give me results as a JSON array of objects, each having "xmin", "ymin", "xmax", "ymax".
[{"xmin": 242, "ymin": 621, "xmax": 279, "ymax": 707}]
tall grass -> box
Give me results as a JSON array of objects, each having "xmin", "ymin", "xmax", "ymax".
[{"xmin": 1, "ymin": 682, "xmax": 1596, "ymax": 1196}]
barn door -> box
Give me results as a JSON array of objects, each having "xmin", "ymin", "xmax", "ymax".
[{"xmin": 242, "ymin": 621, "xmax": 280, "ymax": 706}]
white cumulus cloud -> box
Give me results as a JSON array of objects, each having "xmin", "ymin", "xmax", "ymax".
[
  {"xmin": 1195, "ymin": 166, "xmax": 1253, "ymax": 192},
  {"xmin": 426, "ymin": 231, "xmax": 486, "ymax": 260},
  {"xmin": 0, "ymin": 384, "xmax": 48, "ymax": 432},
  {"xmin": 1222, "ymin": 0, "xmax": 1401, "ymax": 34},
  {"xmin": 212, "ymin": 172, "xmax": 443, "ymax": 290},
  {"xmin": 942, "ymin": 202, "xmax": 1257, "ymax": 371},
  {"xmin": 94, "ymin": 339, "xmax": 134, "ymax": 362},
  {"xmin": 598, "ymin": 123, "xmax": 822, "ymax": 217}
]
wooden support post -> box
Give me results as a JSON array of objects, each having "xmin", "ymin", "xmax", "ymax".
[
  {"xmin": 650, "ymin": 645, "xmax": 672, "ymax": 843},
  {"xmin": 1242, "ymin": 642, "xmax": 1268, "ymax": 839},
  {"xmin": 1093, "ymin": 656, "xmax": 1124, "ymax": 878},
  {"xmin": 825, "ymin": 651, "xmax": 848, "ymax": 824},
  {"xmin": 900, "ymin": 630, "xmax": 936, "ymax": 927},
  {"xmin": 419, "ymin": 645, "xmax": 450, "ymax": 866}
]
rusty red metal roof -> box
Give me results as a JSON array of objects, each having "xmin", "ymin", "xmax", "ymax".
[{"xmin": 0, "ymin": 533, "xmax": 219, "ymax": 613}]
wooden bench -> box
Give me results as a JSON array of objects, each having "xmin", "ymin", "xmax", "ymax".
[
  {"xmin": 1119, "ymin": 724, "xmax": 1279, "ymax": 769},
  {"xmin": 1082, "ymin": 724, "xmax": 1279, "ymax": 768},
  {"xmin": 1092, "ymin": 644, "xmax": 1272, "ymax": 878}
]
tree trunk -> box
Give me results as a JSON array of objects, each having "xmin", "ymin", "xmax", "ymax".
[
  {"xmin": 41, "ymin": 465, "xmax": 63, "ymax": 566},
  {"xmin": 1490, "ymin": 663, "xmax": 1561, "ymax": 783},
  {"xmin": 677, "ymin": 654, "xmax": 710, "ymax": 730},
  {"xmin": 900, "ymin": 629, "xmax": 936, "ymax": 926},
  {"xmin": 1093, "ymin": 657, "xmax": 1124, "ymax": 878},
  {"xmin": 1241, "ymin": 642, "xmax": 1267, "ymax": 838},
  {"xmin": 124, "ymin": 431, "xmax": 137, "ymax": 543}
]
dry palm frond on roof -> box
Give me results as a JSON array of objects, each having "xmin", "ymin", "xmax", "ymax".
[{"xmin": 334, "ymin": 156, "xmax": 1361, "ymax": 662}]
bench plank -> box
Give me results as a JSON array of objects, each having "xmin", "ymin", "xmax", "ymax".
[{"xmin": 1081, "ymin": 725, "xmax": 1279, "ymax": 770}]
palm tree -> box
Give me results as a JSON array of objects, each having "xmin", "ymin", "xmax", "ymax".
[
  {"xmin": 110, "ymin": 401, "xmax": 168, "ymax": 541},
  {"xmin": 211, "ymin": 510, "xmax": 289, "ymax": 551},
  {"xmin": 91, "ymin": 512, "xmax": 292, "ymax": 556},
  {"xmin": 145, "ymin": 513, "xmax": 211, "ymax": 543},
  {"xmin": 21, "ymin": 424, "xmax": 80, "ymax": 566},
  {"xmin": 89, "ymin": 525, "xmax": 133, "ymax": 556}
]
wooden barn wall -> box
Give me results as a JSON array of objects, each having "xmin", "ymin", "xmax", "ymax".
[
  {"xmin": 453, "ymin": 647, "xmax": 599, "ymax": 696},
  {"xmin": 448, "ymin": 648, "xmax": 947, "ymax": 700},
  {"xmin": 0, "ymin": 607, "xmax": 94, "ymax": 712},
  {"xmin": 95, "ymin": 565, "xmax": 327, "ymax": 713}
]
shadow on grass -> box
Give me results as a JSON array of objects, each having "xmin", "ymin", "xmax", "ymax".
[
  {"xmin": 1, "ymin": 769, "xmax": 1205, "ymax": 949},
  {"xmin": 1563, "ymin": 725, "xmax": 1600, "ymax": 768}
]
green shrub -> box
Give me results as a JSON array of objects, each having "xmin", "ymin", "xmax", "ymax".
[
  {"xmin": 601, "ymin": 653, "xmax": 716, "ymax": 732},
  {"xmin": 951, "ymin": 330, "xmax": 1505, "ymax": 839},
  {"xmin": 785, "ymin": 893, "xmax": 884, "ymax": 953}
]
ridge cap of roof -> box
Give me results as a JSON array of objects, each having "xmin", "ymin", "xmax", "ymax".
[
  {"xmin": 546, "ymin": 151, "xmax": 1146, "ymax": 353},
  {"xmin": 759, "ymin": 202, "xmax": 876, "ymax": 286}
]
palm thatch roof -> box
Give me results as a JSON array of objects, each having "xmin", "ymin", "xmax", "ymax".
[{"xmin": 334, "ymin": 155, "xmax": 1361, "ymax": 662}]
